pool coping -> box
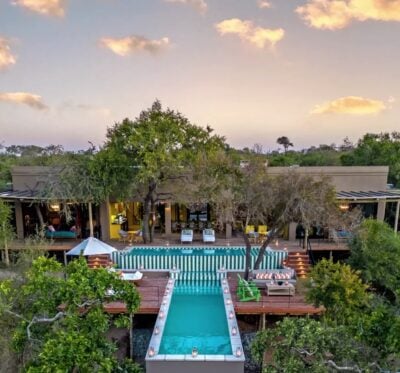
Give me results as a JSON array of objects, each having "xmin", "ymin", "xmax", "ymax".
[{"xmin": 145, "ymin": 270, "xmax": 245, "ymax": 363}]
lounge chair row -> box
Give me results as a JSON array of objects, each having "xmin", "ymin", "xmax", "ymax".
[{"xmin": 181, "ymin": 228, "xmax": 216, "ymax": 243}]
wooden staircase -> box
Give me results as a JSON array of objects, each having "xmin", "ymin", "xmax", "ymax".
[{"xmin": 284, "ymin": 252, "xmax": 311, "ymax": 279}]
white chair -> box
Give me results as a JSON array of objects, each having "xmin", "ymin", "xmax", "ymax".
[
  {"xmin": 202, "ymin": 228, "xmax": 215, "ymax": 243},
  {"xmin": 181, "ymin": 229, "xmax": 193, "ymax": 243},
  {"xmin": 118, "ymin": 229, "xmax": 129, "ymax": 243}
]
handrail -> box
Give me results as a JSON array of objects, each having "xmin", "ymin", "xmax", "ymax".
[{"xmin": 306, "ymin": 239, "xmax": 316, "ymax": 266}]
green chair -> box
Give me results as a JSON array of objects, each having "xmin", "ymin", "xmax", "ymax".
[{"xmin": 237, "ymin": 274, "xmax": 261, "ymax": 302}]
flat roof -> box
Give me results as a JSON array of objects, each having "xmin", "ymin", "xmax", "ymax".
[{"xmin": 336, "ymin": 190, "xmax": 400, "ymax": 200}]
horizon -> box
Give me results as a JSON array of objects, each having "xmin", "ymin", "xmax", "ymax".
[{"xmin": 1, "ymin": 0, "xmax": 399, "ymax": 152}]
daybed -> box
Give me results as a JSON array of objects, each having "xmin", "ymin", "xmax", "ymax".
[
  {"xmin": 45, "ymin": 230, "xmax": 77, "ymax": 239},
  {"xmin": 251, "ymin": 268, "xmax": 297, "ymax": 286}
]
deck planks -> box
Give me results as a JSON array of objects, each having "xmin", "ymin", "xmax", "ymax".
[{"xmin": 104, "ymin": 275, "xmax": 323, "ymax": 316}]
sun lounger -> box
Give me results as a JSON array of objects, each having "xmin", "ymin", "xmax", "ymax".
[
  {"xmin": 202, "ymin": 228, "xmax": 216, "ymax": 243},
  {"xmin": 180, "ymin": 229, "xmax": 193, "ymax": 243}
]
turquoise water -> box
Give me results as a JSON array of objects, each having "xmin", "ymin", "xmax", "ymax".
[
  {"xmin": 128, "ymin": 248, "xmax": 243, "ymax": 256},
  {"xmin": 159, "ymin": 285, "xmax": 231, "ymax": 355}
]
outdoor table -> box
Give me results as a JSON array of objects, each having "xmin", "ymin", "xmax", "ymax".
[{"xmin": 266, "ymin": 283, "xmax": 295, "ymax": 296}]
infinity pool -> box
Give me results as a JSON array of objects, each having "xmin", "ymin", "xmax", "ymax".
[{"xmin": 159, "ymin": 285, "xmax": 231, "ymax": 355}]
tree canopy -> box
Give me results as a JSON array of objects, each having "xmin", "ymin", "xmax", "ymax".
[
  {"xmin": 97, "ymin": 100, "xmax": 226, "ymax": 242},
  {"xmin": 0, "ymin": 256, "xmax": 141, "ymax": 372},
  {"xmin": 348, "ymin": 219, "xmax": 400, "ymax": 303}
]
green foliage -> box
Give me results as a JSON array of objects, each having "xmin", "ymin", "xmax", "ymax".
[
  {"xmin": 348, "ymin": 219, "xmax": 400, "ymax": 302},
  {"xmin": 251, "ymin": 318, "xmax": 378, "ymax": 373},
  {"xmin": 341, "ymin": 132, "xmax": 400, "ymax": 186},
  {"xmin": 0, "ymin": 200, "xmax": 14, "ymax": 266},
  {"xmin": 0, "ymin": 256, "xmax": 141, "ymax": 371},
  {"xmin": 353, "ymin": 295, "xmax": 400, "ymax": 356},
  {"xmin": 305, "ymin": 258, "xmax": 369, "ymax": 323},
  {"xmin": 98, "ymin": 100, "xmax": 226, "ymax": 242}
]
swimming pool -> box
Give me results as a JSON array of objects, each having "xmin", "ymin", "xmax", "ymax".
[
  {"xmin": 159, "ymin": 285, "xmax": 231, "ymax": 355},
  {"xmin": 146, "ymin": 278, "xmax": 245, "ymax": 373},
  {"xmin": 112, "ymin": 246, "xmax": 287, "ymax": 272}
]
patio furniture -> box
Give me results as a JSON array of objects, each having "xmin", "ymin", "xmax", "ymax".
[
  {"xmin": 45, "ymin": 230, "xmax": 77, "ymax": 239},
  {"xmin": 118, "ymin": 229, "xmax": 129, "ymax": 243},
  {"xmin": 251, "ymin": 268, "xmax": 297, "ymax": 287},
  {"xmin": 119, "ymin": 270, "xmax": 143, "ymax": 285},
  {"xmin": 128, "ymin": 230, "xmax": 143, "ymax": 243},
  {"xmin": 329, "ymin": 229, "xmax": 353, "ymax": 244},
  {"xmin": 202, "ymin": 228, "xmax": 216, "ymax": 243},
  {"xmin": 237, "ymin": 274, "xmax": 261, "ymax": 302},
  {"xmin": 257, "ymin": 225, "xmax": 268, "ymax": 243},
  {"xmin": 180, "ymin": 229, "xmax": 193, "ymax": 243},
  {"xmin": 266, "ymin": 282, "xmax": 295, "ymax": 296}
]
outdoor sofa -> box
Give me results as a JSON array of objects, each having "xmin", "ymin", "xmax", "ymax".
[
  {"xmin": 250, "ymin": 268, "xmax": 297, "ymax": 287},
  {"xmin": 45, "ymin": 230, "xmax": 77, "ymax": 239}
]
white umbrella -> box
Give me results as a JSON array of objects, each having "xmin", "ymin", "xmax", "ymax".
[{"xmin": 66, "ymin": 237, "xmax": 117, "ymax": 256}]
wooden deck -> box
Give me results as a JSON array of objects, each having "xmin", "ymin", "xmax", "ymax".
[
  {"xmin": 104, "ymin": 274, "xmax": 323, "ymax": 316},
  {"xmin": 9, "ymin": 234, "xmax": 349, "ymax": 253},
  {"xmin": 227, "ymin": 277, "xmax": 323, "ymax": 316}
]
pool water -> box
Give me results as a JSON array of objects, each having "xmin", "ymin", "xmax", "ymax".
[{"xmin": 159, "ymin": 285, "xmax": 231, "ymax": 355}]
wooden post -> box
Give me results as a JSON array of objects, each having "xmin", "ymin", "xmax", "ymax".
[
  {"xmin": 88, "ymin": 202, "xmax": 94, "ymax": 237},
  {"xmin": 394, "ymin": 200, "xmax": 400, "ymax": 233},
  {"xmin": 259, "ymin": 313, "xmax": 266, "ymax": 330}
]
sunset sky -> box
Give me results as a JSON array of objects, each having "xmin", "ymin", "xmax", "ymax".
[{"xmin": 1, "ymin": 0, "xmax": 399, "ymax": 152}]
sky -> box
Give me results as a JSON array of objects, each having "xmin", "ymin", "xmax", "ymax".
[{"xmin": 0, "ymin": 0, "xmax": 400, "ymax": 152}]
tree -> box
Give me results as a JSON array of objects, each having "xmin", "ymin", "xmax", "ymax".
[
  {"xmin": 348, "ymin": 219, "xmax": 400, "ymax": 303},
  {"xmin": 251, "ymin": 317, "xmax": 385, "ymax": 373},
  {"xmin": 276, "ymin": 136, "xmax": 293, "ymax": 153},
  {"xmin": 341, "ymin": 132, "xmax": 400, "ymax": 187},
  {"xmin": 305, "ymin": 259, "xmax": 369, "ymax": 324},
  {"xmin": 0, "ymin": 256, "xmax": 141, "ymax": 372},
  {"xmin": 208, "ymin": 152, "xmax": 347, "ymax": 278},
  {"xmin": 98, "ymin": 100, "xmax": 226, "ymax": 243},
  {"xmin": 0, "ymin": 200, "xmax": 14, "ymax": 266}
]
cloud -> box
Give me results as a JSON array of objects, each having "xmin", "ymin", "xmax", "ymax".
[
  {"xmin": 215, "ymin": 18, "xmax": 284, "ymax": 48},
  {"xmin": 311, "ymin": 96, "xmax": 387, "ymax": 115},
  {"xmin": 296, "ymin": 0, "xmax": 400, "ymax": 30},
  {"xmin": 0, "ymin": 38, "xmax": 16, "ymax": 70},
  {"xmin": 258, "ymin": 0, "xmax": 272, "ymax": 9},
  {"xmin": 12, "ymin": 0, "xmax": 66, "ymax": 17},
  {"xmin": 100, "ymin": 36, "xmax": 170, "ymax": 56},
  {"xmin": 164, "ymin": 0, "xmax": 207, "ymax": 14},
  {"xmin": 0, "ymin": 92, "xmax": 48, "ymax": 110},
  {"xmin": 60, "ymin": 102, "xmax": 111, "ymax": 117}
]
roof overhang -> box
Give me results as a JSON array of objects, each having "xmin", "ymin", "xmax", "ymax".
[
  {"xmin": 336, "ymin": 190, "xmax": 400, "ymax": 201},
  {"xmin": 0, "ymin": 190, "xmax": 63, "ymax": 202}
]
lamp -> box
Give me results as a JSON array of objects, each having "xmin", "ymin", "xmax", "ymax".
[
  {"xmin": 154, "ymin": 326, "xmax": 160, "ymax": 335},
  {"xmin": 236, "ymin": 347, "xmax": 242, "ymax": 357},
  {"xmin": 192, "ymin": 347, "xmax": 198, "ymax": 358},
  {"xmin": 49, "ymin": 203, "xmax": 60, "ymax": 212},
  {"xmin": 232, "ymin": 326, "xmax": 238, "ymax": 336},
  {"xmin": 339, "ymin": 203, "xmax": 349, "ymax": 211},
  {"xmin": 148, "ymin": 346, "xmax": 156, "ymax": 357}
]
